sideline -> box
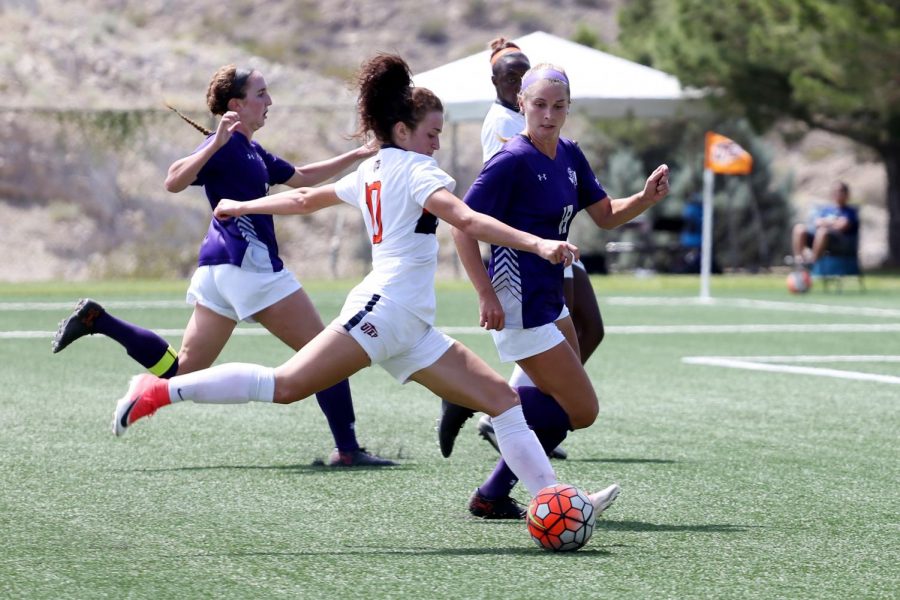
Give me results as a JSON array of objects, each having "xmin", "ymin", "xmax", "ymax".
[
  {"xmin": 683, "ymin": 355, "xmax": 900, "ymax": 385},
  {"xmin": 607, "ymin": 296, "xmax": 900, "ymax": 319},
  {"xmin": 6, "ymin": 322, "xmax": 900, "ymax": 340}
]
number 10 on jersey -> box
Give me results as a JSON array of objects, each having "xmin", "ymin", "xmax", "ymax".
[{"xmin": 365, "ymin": 181, "xmax": 384, "ymax": 244}]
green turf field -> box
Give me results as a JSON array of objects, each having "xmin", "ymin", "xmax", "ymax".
[{"xmin": 1, "ymin": 275, "xmax": 898, "ymax": 599}]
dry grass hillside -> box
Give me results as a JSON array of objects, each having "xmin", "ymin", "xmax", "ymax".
[{"xmin": 0, "ymin": 0, "xmax": 886, "ymax": 281}]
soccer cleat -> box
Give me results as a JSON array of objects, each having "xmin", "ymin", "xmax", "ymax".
[
  {"xmin": 589, "ymin": 483, "xmax": 621, "ymax": 516},
  {"xmin": 476, "ymin": 414, "xmax": 501, "ymax": 453},
  {"xmin": 436, "ymin": 399, "xmax": 476, "ymax": 458},
  {"xmin": 326, "ymin": 447, "xmax": 397, "ymax": 467},
  {"xmin": 477, "ymin": 414, "xmax": 568, "ymax": 460},
  {"xmin": 468, "ymin": 489, "xmax": 527, "ymax": 520},
  {"xmin": 549, "ymin": 445, "xmax": 568, "ymax": 460},
  {"xmin": 111, "ymin": 374, "xmax": 170, "ymax": 437},
  {"xmin": 52, "ymin": 298, "xmax": 105, "ymax": 353}
]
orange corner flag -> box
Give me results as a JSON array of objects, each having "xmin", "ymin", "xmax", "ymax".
[{"xmin": 705, "ymin": 132, "xmax": 753, "ymax": 175}]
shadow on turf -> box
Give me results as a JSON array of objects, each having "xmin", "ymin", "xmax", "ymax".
[
  {"xmin": 208, "ymin": 547, "xmax": 613, "ymax": 557},
  {"xmin": 599, "ymin": 520, "xmax": 752, "ymax": 533},
  {"xmin": 130, "ymin": 463, "xmax": 411, "ymax": 474},
  {"xmin": 566, "ymin": 457, "xmax": 679, "ymax": 464}
]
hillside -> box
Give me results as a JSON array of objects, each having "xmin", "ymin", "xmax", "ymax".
[{"xmin": 0, "ymin": 0, "xmax": 886, "ymax": 281}]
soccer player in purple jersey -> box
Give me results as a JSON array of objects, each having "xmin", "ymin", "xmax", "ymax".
[
  {"xmin": 104, "ymin": 55, "xmax": 619, "ymax": 524},
  {"xmin": 438, "ymin": 37, "xmax": 605, "ymax": 462},
  {"xmin": 448, "ymin": 63, "xmax": 670, "ymax": 518},
  {"xmin": 51, "ymin": 64, "xmax": 393, "ymax": 467}
]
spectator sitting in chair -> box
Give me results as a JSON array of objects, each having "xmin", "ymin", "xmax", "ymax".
[{"xmin": 792, "ymin": 181, "xmax": 859, "ymax": 269}]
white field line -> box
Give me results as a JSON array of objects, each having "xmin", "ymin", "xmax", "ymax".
[
  {"xmin": 682, "ymin": 355, "xmax": 900, "ymax": 385},
  {"xmin": 6, "ymin": 323, "xmax": 900, "ymax": 341},
  {"xmin": 5, "ymin": 296, "xmax": 899, "ymax": 318},
  {"xmin": 4, "ymin": 297, "xmax": 899, "ymax": 339},
  {"xmin": 0, "ymin": 300, "xmax": 187, "ymax": 311},
  {"xmin": 607, "ymin": 296, "xmax": 900, "ymax": 319}
]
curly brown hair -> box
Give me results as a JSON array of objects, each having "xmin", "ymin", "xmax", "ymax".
[{"xmin": 354, "ymin": 54, "xmax": 442, "ymax": 144}]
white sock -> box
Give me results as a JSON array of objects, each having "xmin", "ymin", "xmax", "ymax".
[
  {"xmin": 491, "ymin": 404, "xmax": 557, "ymax": 496},
  {"xmin": 508, "ymin": 364, "xmax": 535, "ymax": 388},
  {"xmin": 168, "ymin": 363, "xmax": 275, "ymax": 404}
]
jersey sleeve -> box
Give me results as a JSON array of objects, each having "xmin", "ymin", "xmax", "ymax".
[
  {"xmin": 463, "ymin": 150, "xmax": 518, "ymax": 218},
  {"xmin": 255, "ymin": 144, "xmax": 295, "ymax": 186},
  {"xmin": 569, "ymin": 141, "xmax": 606, "ymax": 211},
  {"xmin": 191, "ymin": 136, "xmax": 217, "ymax": 187},
  {"xmin": 333, "ymin": 169, "xmax": 361, "ymax": 207},
  {"xmin": 408, "ymin": 157, "xmax": 456, "ymax": 208}
]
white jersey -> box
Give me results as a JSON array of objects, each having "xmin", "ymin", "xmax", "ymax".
[
  {"xmin": 481, "ymin": 102, "xmax": 525, "ymax": 163},
  {"xmin": 334, "ymin": 147, "xmax": 455, "ymax": 325}
]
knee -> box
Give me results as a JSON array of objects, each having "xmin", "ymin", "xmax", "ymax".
[
  {"xmin": 567, "ymin": 401, "xmax": 599, "ymax": 430},
  {"xmin": 272, "ymin": 376, "xmax": 307, "ymax": 405},
  {"xmin": 484, "ymin": 385, "xmax": 521, "ymax": 417}
]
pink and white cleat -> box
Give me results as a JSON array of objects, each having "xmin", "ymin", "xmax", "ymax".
[{"xmin": 111, "ymin": 374, "xmax": 171, "ymax": 437}]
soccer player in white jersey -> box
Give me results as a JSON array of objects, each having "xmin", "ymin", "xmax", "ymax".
[
  {"xmin": 450, "ymin": 63, "xmax": 670, "ymax": 517},
  {"xmin": 109, "ymin": 54, "xmax": 619, "ymax": 522},
  {"xmin": 52, "ymin": 65, "xmax": 391, "ymax": 467}
]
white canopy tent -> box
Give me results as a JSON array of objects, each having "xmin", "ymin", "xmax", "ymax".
[{"xmin": 413, "ymin": 31, "xmax": 702, "ymax": 123}]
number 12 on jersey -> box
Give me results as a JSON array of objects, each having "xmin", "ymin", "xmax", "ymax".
[{"xmin": 365, "ymin": 181, "xmax": 383, "ymax": 244}]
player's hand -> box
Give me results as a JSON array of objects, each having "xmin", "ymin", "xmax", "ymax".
[
  {"xmin": 642, "ymin": 164, "xmax": 670, "ymax": 204},
  {"xmin": 213, "ymin": 111, "xmax": 241, "ymax": 148},
  {"xmin": 213, "ymin": 199, "xmax": 242, "ymax": 220},
  {"xmin": 478, "ymin": 290, "xmax": 505, "ymax": 331},
  {"xmin": 356, "ymin": 139, "xmax": 380, "ymax": 158},
  {"xmin": 537, "ymin": 240, "xmax": 579, "ymax": 267}
]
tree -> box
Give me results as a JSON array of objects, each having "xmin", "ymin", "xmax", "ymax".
[{"xmin": 619, "ymin": 0, "xmax": 900, "ymax": 266}]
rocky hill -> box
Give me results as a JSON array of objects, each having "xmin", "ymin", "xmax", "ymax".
[{"xmin": 0, "ymin": 0, "xmax": 886, "ymax": 281}]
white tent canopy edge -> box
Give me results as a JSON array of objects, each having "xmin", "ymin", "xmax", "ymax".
[{"xmin": 413, "ymin": 31, "xmax": 703, "ymax": 122}]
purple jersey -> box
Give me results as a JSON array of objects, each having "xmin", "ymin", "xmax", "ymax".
[
  {"xmin": 192, "ymin": 132, "xmax": 295, "ymax": 272},
  {"xmin": 464, "ymin": 135, "xmax": 606, "ymax": 328}
]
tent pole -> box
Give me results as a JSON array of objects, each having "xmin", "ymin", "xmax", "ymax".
[{"xmin": 700, "ymin": 168, "xmax": 714, "ymax": 300}]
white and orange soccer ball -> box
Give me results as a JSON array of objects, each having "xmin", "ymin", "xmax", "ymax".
[
  {"xmin": 786, "ymin": 270, "xmax": 812, "ymax": 294},
  {"xmin": 526, "ymin": 484, "xmax": 595, "ymax": 552}
]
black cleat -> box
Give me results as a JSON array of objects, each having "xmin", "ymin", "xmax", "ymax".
[
  {"xmin": 326, "ymin": 447, "xmax": 397, "ymax": 467},
  {"xmin": 468, "ymin": 490, "xmax": 526, "ymax": 520},
  {"xmin": 437, "ymin": 399, "xmax": 476, "ymax": 458},
  {"xmin": 477, "ymin": 415, "xmax": 568, "ymax": 460},
  {"xmin": 476, "ymin": 414, "xmax": 501, "ymax": 454},
  {"xmin": 52, "ymin": 298, "xmax": 105, "ymax": 354}
]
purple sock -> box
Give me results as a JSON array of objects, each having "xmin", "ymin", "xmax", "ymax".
[
  {"xmin": 93, "ymin": 313, "xmax": 179, "ymax": 378},
  {"xmin": 315, "ymin": 379, "xmax": 360, "ymax": 452},
  {"xmin": 478, "ymin": 387, "xmax": 571, "ymax": 500},
  {"xmin": 517, "ymin": 386, "xmax": 572, "ymax": 431},
  {"xmin": 478, "ymin": 427, "xmax": 569, "ymax": 499}
]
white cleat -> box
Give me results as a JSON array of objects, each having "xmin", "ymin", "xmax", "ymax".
[{"xmin": 589, "ymin": 483, "xmax": 621, "ymax": 516}]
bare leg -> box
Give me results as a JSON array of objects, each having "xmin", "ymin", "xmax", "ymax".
[
  {"xmin": 570, "ymin": 266, "xmax": 603, "ymax": 363},
  {"xmin": 253, "ymin": 289, "xmax": 326, "ymax": 351},
  {"xmin": 272, "ymin": 328, "xmax": 371, "ymax": 404},
  {"xmin": 176, "ymin": 304, "xmax": 237, "ymax": 374},
  {"xmin": 518, "ymin": 316, "xmax": 598, "ymax": 430},
  {"xmin": 411, "ymin": 342, "xmax": 556, "ymax": 496}
]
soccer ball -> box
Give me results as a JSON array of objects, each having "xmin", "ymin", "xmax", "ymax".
[
  {"xmin": 786, "ymin": 270, "xmax": 812, "ymax": 294},
  {"xmin": 526, "ymin": 484, "xmax": 595, "ymax": 552}
]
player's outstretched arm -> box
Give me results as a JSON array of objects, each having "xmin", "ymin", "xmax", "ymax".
[
  {"xmin": 285, "ymin": 141, "xmax": 378, "ymax": 188},
  {"xmin": 165, "ymin": 112, "xmax": 241, "ymax": 193},
  {"xmin": 426, "ymin": 188, "xmax": 577, "ymax": 266},
  {"xmin": 214, "ymin": 185, "xmax": 342, "ymax": 220},
  {"xmin": 587, "ymin": 163, "xmax": 670, "ymax": 230}
]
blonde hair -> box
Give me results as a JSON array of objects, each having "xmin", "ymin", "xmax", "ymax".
[{"xmin": 519, "ymin": 63, "xmax": 570, "ymax": 101}]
